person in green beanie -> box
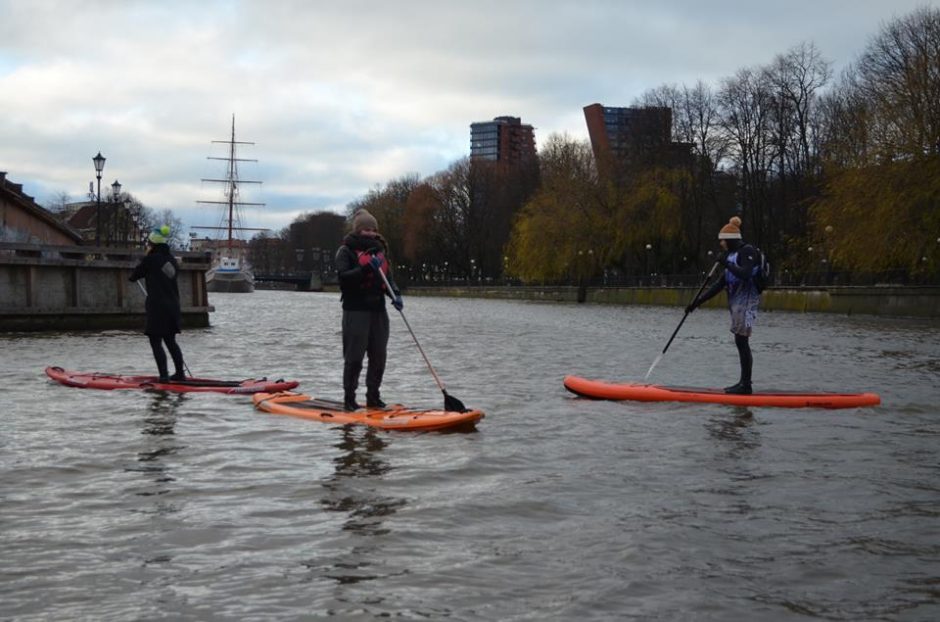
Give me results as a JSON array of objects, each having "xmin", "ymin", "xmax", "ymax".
[{"xmin": 130, "ymin": 225, "xmax": 187, "ymax": 382}]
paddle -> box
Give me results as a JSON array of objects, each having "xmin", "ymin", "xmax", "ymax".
[
  {"xmin": 375, "ymin": 266, "xmax": 469, "ymax": 413},
  {"xmin": 644, "ymin": 261, "xmax": 721, "ymax": 380}
]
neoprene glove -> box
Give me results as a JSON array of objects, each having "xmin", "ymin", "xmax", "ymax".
[
  {"xmin": 367, "ymin": 256, "xmax": 382, "ymax": 272},
  {"xmin": 392, "ymin": 293, "xmax": 403, "ymax": 311}
]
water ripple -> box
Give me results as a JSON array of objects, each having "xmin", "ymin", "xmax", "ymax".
[{"xmin": 2, "ymin": 292, "xmax": 940, "ymax": 620}]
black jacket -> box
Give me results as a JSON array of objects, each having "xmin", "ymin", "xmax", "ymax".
[
  {"xmin": 130, "ymin": 244, "xmax": 182, "ymax": 336},
  {"xmin": 335, "ymin": 233, "xmax": 400, "ymax": 312}
]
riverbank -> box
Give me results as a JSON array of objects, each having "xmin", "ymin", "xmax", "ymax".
[{"xmin": 398, "ymin": 284, "xmax": 940, "ymax": 318}]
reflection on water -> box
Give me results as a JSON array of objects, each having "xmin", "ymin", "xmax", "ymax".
[
  {"xmin": 321, "ymin": 426, "xmax": 406, "ymax": 534},
  {"xmin": 318, "ymin": 425, "xmax": 407, "ymax": 585},
  {"xmin": 704, "ymin": 408, "xmax": 760, "ymax": 451},
  {"xmin": 128, "ymin": 393, "xmax": 186, "ymax": 507}
]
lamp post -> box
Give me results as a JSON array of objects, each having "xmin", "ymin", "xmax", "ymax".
[
  {"xmin": 111, "ymin": 180, "xmax": 122, "ymax": 245},
  {"xmin": 92, "ymin": 152, "xmax": 106, "ymax": 246},
  {"xmin": 130, "ymin": 202, "xmax": 142, "ymax": 249}
]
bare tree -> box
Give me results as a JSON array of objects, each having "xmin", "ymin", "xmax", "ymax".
[
  {"xmin": 855, "ymin": 6, "xmax": 940, "ymax": 158},
  {"xmin": 765, "ymin": 42, "xmax": 832, "ymax": 177},
  {"xmin": 718, "ymin": 67, "xmax": 775, "ymax": 250},
  {"xmin": 44, "ymin": 191, "xmax": 72, "ymax": 214},
  {"xmin": 817, "ymin": 67, "xmax": 875, "ymax": 168},
  {"xmin": 134, "ymin": 206, "xmax": 183, "ymax": 249}
]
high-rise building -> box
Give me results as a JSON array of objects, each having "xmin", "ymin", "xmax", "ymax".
[
  {"xmin": 470, "ymin": 116, "xmax": 536, "ymax": 165},
  {"xmin": 583, "ymin": 103, "xmax": 672, "ymax": 164}
]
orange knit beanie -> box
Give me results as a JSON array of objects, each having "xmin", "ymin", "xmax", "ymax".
[{"xmin": 718, "ymin": 216, "xmax": 743, "ymax": 240}]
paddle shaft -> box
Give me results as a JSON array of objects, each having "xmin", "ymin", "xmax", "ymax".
[
  {"xmin": 660, "ymin": 261, "xmax": 721, "ymax": 356},
  {"xmin": 375, "ymin": 267, "xmax": 447, "ymax": 393}
]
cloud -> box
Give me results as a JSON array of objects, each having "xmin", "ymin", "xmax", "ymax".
[{"xmin": 1, "ymin": 0, "xmax": 937, "ymax": 237}]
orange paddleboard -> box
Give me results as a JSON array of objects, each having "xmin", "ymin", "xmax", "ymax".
[
  {"xmin": 46, "ymin": 366, "xmax": 299, "ymax": 394},
  {"xmin": 564, "ymin": 375, "xmax": 880, "ymax": 409},
  {"xmin": 252, "ymin": 392, "xmax": 484, "ymax": 431}
]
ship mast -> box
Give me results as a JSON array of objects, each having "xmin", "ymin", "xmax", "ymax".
[{"xmin": 194, "ymin": 115, "xmax": 267, "ymax": 249}]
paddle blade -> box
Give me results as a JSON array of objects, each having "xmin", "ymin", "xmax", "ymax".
[
  {"xmin": 443, "ymin": 390, "xmax": 468, "ymax": 413},
  {"xmin": 644, "ymin": 353, "xmax": 663, "ymax": 381}
]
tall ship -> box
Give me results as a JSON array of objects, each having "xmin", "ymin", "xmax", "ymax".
[{"xmin": 192, "ymin": 115, "xmax": 266, "ymax": 293}]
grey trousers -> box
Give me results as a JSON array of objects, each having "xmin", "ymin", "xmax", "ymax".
[{"xmin": 342, "ymin": 309, "xmax": 389, "ymax": 401}]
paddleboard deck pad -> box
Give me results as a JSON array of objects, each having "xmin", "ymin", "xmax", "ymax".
[
  {"xmin": 45, "ymin": 366, "xmax": 299, "ymax": 394},
  {"xmin": 253, "ymin": 391, "xmax": 484, "ymax": 431},
  {"xmin": 564, "ymin": 375, "xmax": 880, "ymax": 409}
]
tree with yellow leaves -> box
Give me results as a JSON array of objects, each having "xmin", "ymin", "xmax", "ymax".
[{"xmin": 508, "ymin": 134, "xmax": 689, "ymax": 283}]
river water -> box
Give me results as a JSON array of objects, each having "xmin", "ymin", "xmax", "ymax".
[{"xmin": 2, "ymin": 291, "xmax": 939, "ymax": 621}]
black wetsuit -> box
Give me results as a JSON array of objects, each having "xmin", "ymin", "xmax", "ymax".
[{"xmin": 130, "ymin": 244, "xmax": 186, "ymax": 381}]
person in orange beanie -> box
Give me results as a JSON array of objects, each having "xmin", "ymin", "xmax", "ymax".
[{"xmin": 686, "ymin": 216, "xmax": 762, "ymax": 394}]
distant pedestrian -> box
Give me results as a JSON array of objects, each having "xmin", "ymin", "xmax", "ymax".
[
  {"xmin": 335, "ymin": 209, "xmax": 403, "ymax": 411},
  {"xmin": 686, "ymin": 216, "xmax": 762, "ymax": 394},
  {"xmin": 130, "ymin": 225, "xmax": 187, "ymax": 382}
]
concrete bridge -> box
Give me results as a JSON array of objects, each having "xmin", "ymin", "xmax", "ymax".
[{"xmin": 0, "ymin": 242, "xmax": 212, "ymax": 332}]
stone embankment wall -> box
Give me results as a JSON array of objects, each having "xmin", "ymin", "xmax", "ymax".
[
  {"xmin": 404, "ymin": 285, "xmax": 940, "ymax": 318},
  {"xmin": 0, "ymin": 243, "xmax": 213, "ymax": 332}
]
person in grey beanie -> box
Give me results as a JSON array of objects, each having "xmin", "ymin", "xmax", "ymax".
[{"xmin": 334, "ymin": 209, "xmax": 403, "ymax": 411}]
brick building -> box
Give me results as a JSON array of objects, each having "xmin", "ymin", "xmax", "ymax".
[
  {"xmin": 470, "ymin": 116, "xmax": 537, "ymax": 166},
  {"xmin": 0, "ymin": 172, "xmax": 83, "ymax": 245},
  {"xmin": 583, "ymin": 103, "xmax": 691, "ymax": 176}
]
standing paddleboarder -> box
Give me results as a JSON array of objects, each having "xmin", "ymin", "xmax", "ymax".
[
  {"xmin": 335, "ymin": 209, "xmax": 403, "ymax": 411},
  {"xmin": 130, "ymin": 225, "xmax": 187, "ymax": 383},
  {"xmin": 686, "ymin": 216, "xmax": 762, "ymax": 395}
]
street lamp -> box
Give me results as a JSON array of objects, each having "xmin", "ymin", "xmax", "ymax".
[
  {"xmin": 111, "ymin": 180, "xmax": 122, "ymax": 245},
  {"xmin": 92, "ymin": 152, "xmax": 106, "ymax": 246},
  {"xmin": 130, "ymin": 202, "xmax": 142, "ymax": 248}
]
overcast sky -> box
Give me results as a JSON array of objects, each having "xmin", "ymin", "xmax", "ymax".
[{"xmin": 1, "ymin": 0, "xmax": 936, "ymax": 237}]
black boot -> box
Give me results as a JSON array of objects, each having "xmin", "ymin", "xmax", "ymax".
[
  {"xmin": 366, "ymin": 391, "xmax": 386, "ymax": 408},
  {"xmin": 724, "ymin": 381, "xmax": 753, "ymax": 395},
  {"xmin": 728, "ymin": 335, "xmax": 753, "ymax": 395},
  {"xmin": 344, "ymin": 394, "xmax": 361, "ymax": 411}
]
